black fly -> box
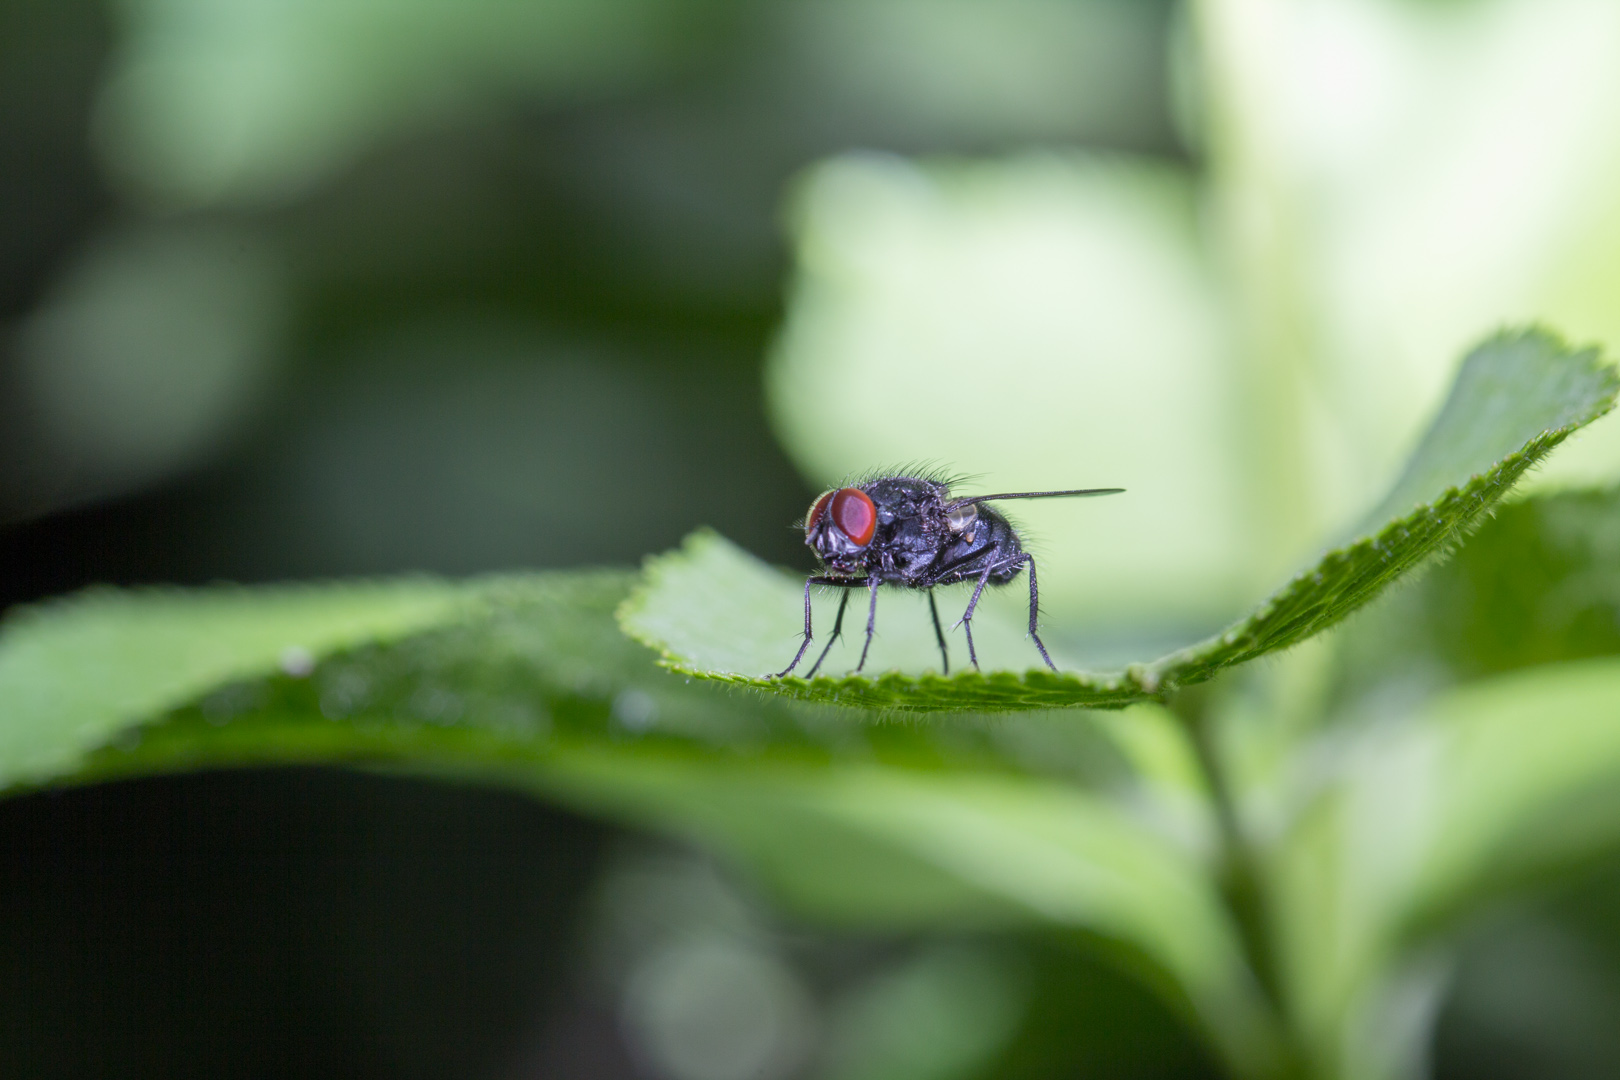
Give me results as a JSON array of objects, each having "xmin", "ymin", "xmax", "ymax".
[{"xmin": 774, "ymin": 473, "xmax": 1123, "ymax": 678}]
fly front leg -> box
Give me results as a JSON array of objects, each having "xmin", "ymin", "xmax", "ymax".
[
  {"xmin": 806, "ymin": 588, "xmax": 853, "ymax": 677},
  {"xmin": 853, "ymin": 574, "xmax": 882, "ymax": 673},
  {"xmin": 774, "ymin": 575, "xmax": 852, "ymax": 677},
  {"xmin": 1020, "ymin": 554, "xmax": 1059, "ymax": 672}
]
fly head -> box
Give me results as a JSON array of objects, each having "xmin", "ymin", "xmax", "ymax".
[{"xmin": 804, "ymin": 487, "xmax": 877, "ymax": 573}]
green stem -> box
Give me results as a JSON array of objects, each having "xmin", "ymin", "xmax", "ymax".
[{"xmin": 1181, "ymin": 685, "xmax": 1307, "ymax": 1079}]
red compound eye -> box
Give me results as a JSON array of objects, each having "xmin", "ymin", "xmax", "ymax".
[
  {"xmin": 830, "ymin": 488, "xmax": 876, "ymax": 547},
  {"xmin": 805, "ymin": 490, "xmax": 834, "ymax": 534}
]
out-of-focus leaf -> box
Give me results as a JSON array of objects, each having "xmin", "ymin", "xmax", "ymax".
[
  {"xmin": 786, "ymin": 0, "xmax": 1174, "ymax": 152},
  {"xmin": 1195, "ymin": 0, "xmax": 1620, "ymax": 498},
  {"xmin": 0, "ymin": 572, "xmax": 1280, "ymax": 1078},
  {"xmin": 95, "ymin": 0, "xmax": 693, "ymax": 205},
  {"xmin": 1274, "ymin": 658, "xmax": 1620, "ymax": 1080},
  {"xmin": 6, "ymin": 223, "xmax": 285, "ymax": 516},
  {"xmin": 622, "ymin": 330, "xmax": 1618, "ymax": 711},
  {"xmin": 1408, "ymin": 486, "xmax": 1620, "ymax": 680},
  {"xmin": 817, "ymin": 943, "xmax": 1030, "ymax": 1080},
  {"xmin": 0, "ymin": 578, "xmax": 467, "ymax": 787},
  {"xmin": 1327, "ymin": 485, "xmax": 1620, "ymax": 721}
]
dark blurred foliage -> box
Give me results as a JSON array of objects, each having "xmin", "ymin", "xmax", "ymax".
[
  {"xmin": 0, "ymin": 771, "xmax": 1218, "ymax": 1080},
  {"xmin": 0, "ymin": 0, "xmax": 111, "ymax": 322},
  {"xmin": 0, "ymin": 770, "xmax": 608, "ymax": 1079},
  {"xmin": 1435, "ymin": 855, "xmax": 1620, "ymax": 1080}
]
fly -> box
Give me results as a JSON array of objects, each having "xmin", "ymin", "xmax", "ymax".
[{"xmin": 774, "ymin": 473, "xmax": 1123, "ymax": 678}]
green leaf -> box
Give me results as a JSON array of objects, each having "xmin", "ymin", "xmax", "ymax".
[
  {"xmin": 1363, "ymin": 331, "xmax": 1618, "ymax": 527},
  {"xmin": 0, "ymin": 571, "xmax": 1282, "ymax": 1078},
  {"xmin": 0, "ymin": 578, "xmax": 468, "ymax": 787},
  {"xmin": 621, "ymin": 328, "xmax": 1618, "ymax": 711},
  {"xmin": 1371, "ymin": 484, "xmax": 1620, "ymax": 682},
  {"xmin": 1273, "ymin": 656, "xmax": 1620, "ymax": 1080}
]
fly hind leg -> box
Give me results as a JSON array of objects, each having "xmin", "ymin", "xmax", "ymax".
[
  {"xmin": 1020, "ymin": 554, "xmax": 1059, "ymax": 672},
  {"xmin": 955, "ymin": 556, "xmax": 1059, "ymax": 673}
]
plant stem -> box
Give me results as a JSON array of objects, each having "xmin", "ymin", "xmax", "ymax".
[{"xmin": 1180, "ymin": 684, "xmax": 1308, "ymax": 1079}]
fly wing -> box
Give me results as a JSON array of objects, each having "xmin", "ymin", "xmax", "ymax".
[{"xmin": 944, "ymin": 487, "xmax": 1123, "ymax": 509}]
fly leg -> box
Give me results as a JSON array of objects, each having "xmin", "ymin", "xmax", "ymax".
[
  {"xmin": 1019, "ymin": 554, "xmax": 1059, "ymax": 672},
  {"xmin": 853, "ymin": 575, "xmax": 882, "ymax": 673},
  {"xmin": 927, "ymin": 590, "xmax": 950, "ymax": 675},
  {"xmin": 775, "ymin": 575, "xmax": 853, "ymax": 677},
  {"xmin": 805, "ymin": 588, "xmax": 852, "ymax": 677},
  {"xmin": 956, "ymin": 563, "xmax": 999, "ymax": 671}
]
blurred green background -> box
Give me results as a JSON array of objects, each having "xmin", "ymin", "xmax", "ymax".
[{"xmin": 6, "ymin": 0, "xmax": 1620, "ymax": 1076}]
